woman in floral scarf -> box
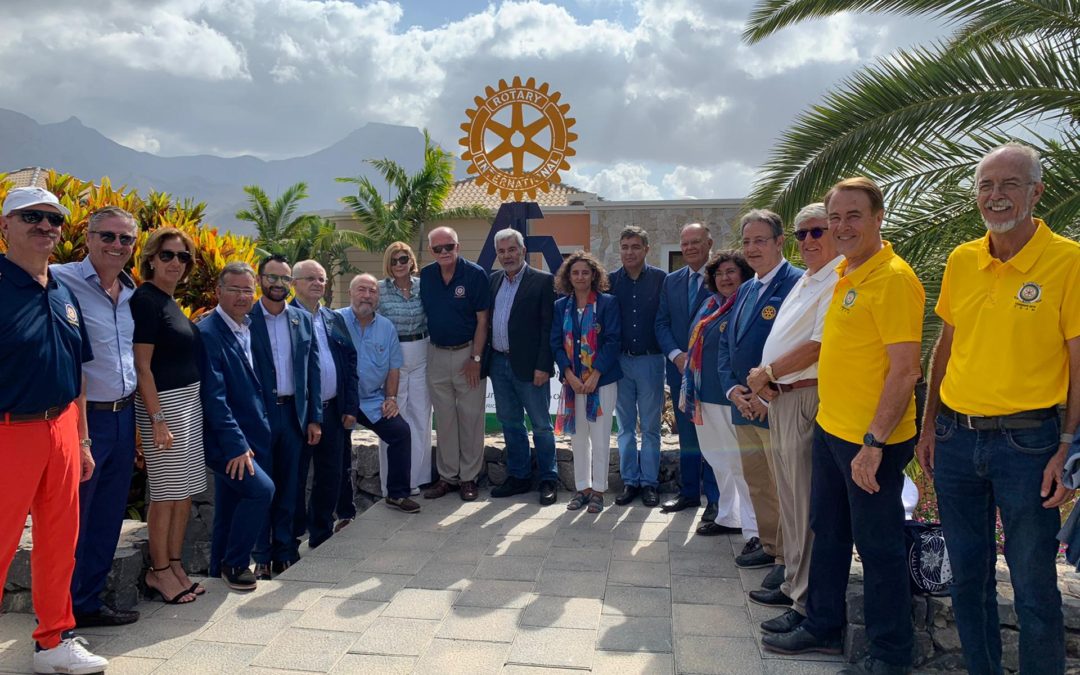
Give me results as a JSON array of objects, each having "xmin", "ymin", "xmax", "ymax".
[
  {"xmin": 680, "ymin": 251, "xmax": 755, "ymax": 538},
  {"xmin": 550, "ymin": 251, "xmax": 623, "ymax": 513}
]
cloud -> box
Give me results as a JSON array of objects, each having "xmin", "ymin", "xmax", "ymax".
[{"xmin": 566, "ymin": 162, "xmax": 662, "ymax": 200}]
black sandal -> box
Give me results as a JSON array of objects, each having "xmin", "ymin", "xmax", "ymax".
[
  {"xmin": 566, "ymin": 491, "xmax": 589, "ymax": 511},
  {"xmin": 171, "ymin": 558, "xmax": 206, "ymax": 595},
  {"xmin": 587, "ymin": 493, "xmax": 604, "ymax": 514},
  {"xmin": 144, "ymin": 565, "xmax": 196, "ymax": 604}
]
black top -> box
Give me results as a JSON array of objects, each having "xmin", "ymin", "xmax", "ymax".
[{"xmin": 131, "ymin": 283, "xmax": 201, "ymax": 391}]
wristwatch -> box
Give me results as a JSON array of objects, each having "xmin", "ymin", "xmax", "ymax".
[
  {"xmin": 863, "ymin": 432, "xmax": 886, "ymax": 449},
  {"xmin": 764, "ymin": 364, "xmax": 776, "ymax": 382},
  {"xmin": 150, "ymin": 411, "xmax": 167, "ymax": 423},
  {"xmin": 386, "ymin": 396, "xmax": 397, "ymax": 401},
  {"xmin": 80, "ymin": 438, "xmax": 92, "ymax": 448},
  {"xmin": 471, "ymin": 354, "xmax": 481, "ymax": 363}
]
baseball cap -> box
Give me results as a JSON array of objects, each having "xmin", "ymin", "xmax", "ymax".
[{"xmin": 2, "ymin": 187, "xmax": 70, "ymax": 217}]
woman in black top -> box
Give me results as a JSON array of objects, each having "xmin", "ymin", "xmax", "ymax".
[{"xmin": 132, "ymin": 227, "xmax": 206, "ymax": 604}]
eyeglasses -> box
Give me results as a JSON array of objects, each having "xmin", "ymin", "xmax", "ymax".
[
  {"xmin": 261, "ymin": 273, "xmax": 292, "ymax": 284},
  {"xmin": 221, "ymin": 286, "xmax": 256, "ymax": 297},
  {"xmin": 14, "ymin": 209, "xmax": 65, "ymax": 227},
  {"xmin": 741, "ymin": 236, "xmax": 776, "ymax": 247},
  {"xmin": 295, "ymin": 275, "xmax": 327, "ymax": 284},
  {"xmin": 431, "ymin": 243, "xmax": 457, "ymax": 254},
  {"xmin": 976, "ymin": 180, "xmax": 1035, "ymax": 195},
  {"xmin": 794, "ymin": 227, "xmax": 829, "ymax": 242},
  {"xmin": 391, "ymin": 255, "xmax": 411, "ymax": 266},
  {"xmin": 157, "ymin": 250, "xmax": 193, "ymax": 264},
  {"xmin": 90, "ymin": 231, "xmax": 137, "ymax": 246}
]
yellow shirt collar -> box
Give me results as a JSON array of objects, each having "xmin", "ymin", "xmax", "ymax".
[
  {"xmin": 975, "ymin": 218, "xmax": 1051, "ymax": 273},
  {"xmin": 835, "ymin": 240, "xmax": 897, "ymax": 286}
]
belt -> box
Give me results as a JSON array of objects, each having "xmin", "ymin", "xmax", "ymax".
[
  {"xmin": 771, "ymin": 379, "xmax": 817, "ymax": 393},
  {"xmin": 433, "ymin": 341, "xmax": 471, "ymax": 351},
  {"xmin": 276, "ymin": 395, "xmax": 295, "ymax": 406},
  {"xmin": 399, "ymin": 332, "xmax": 429, "ymax": 343},
  {"xmin": 2, "ymin": 405, "xmax": 66, "ymax": 424},
  {"xmin": 493, "ymin": 349, "xmax": 510, "ymax": 357},
  {"xmin": 87, "ymin": 393, "xmax": 135, "ymax": 413},
  {"xmin": 941, "ymin": 403, "xmax": 1057, "ymax": 431},
  {"xmin": 622, "ymin": 349, "xmax": 661, "ymax": 357},
  {"xmin": 321, "ymin": 397, "xmax": 336, "ymax": 410}
]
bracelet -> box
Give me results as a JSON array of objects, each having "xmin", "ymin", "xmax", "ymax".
[
  {"xmin": 386, "ymin": 396, "xmax": 397, "ymax": 401},
  {"xmin": 1062, "ymin": 432, "xmax": 1076, "ymax": 445},
  {"xmin": 764, "ymin": 364, "xmax": 776, "ymax": 381},
  {"xmin": 150, "ymin": 411, "xmax": 166, "ymax": 423}
]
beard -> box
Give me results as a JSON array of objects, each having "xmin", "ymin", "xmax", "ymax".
[
  {"xmin": 262, "ymin": 285, "xmax": 288, "ymax": 302},
  {"xmin": 982, "ymin": 193, "xmax": 1033, "ymax": 234}
]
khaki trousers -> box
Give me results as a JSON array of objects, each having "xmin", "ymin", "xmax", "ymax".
[
  {"xmin": 735, "ymin": 423, "xmax": 784, "ymax": 563},
  {"xmin": 427, "ymin": 343, "xmax": 486, "ymax": 484},
  {"xmin": 767, "ymin": 386, "xmax": 818, "ymax": 615}
]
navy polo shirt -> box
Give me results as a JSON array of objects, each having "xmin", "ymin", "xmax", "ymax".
[
  {"xmin": 0, "ymin": 255, "xmax": 93, "ymax": 413},
  {"xmin": 420, "ymin": 257, "xmax": 491, "ymax": 347},
  {"xmin": 609, "ymin": 264, "xmax": 666, "ymax": 354}
]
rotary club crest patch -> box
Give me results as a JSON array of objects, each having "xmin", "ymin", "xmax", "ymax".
[
  {"xmin": 454, "ymin": 285, "xmax": 466, "ymax": 298},
  {"xmin": 761, "ymin": 306, "xmax": 777, "ymax": 321},
  {"xmin": 1016, "ymin": 282, "xmax": 1041, "ymax": 304},
  {"xmin": 65, "ymin": 303, "xmax": 79, "ymax": 325},
  {"xmin": 718, "ymin": 320, "xmax": 728, "ymax": 333},
  {"xmin": 842, "ymin": 290, "xmax": 857, "ymax": 309}
]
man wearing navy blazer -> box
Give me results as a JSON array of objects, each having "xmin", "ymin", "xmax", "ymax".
[
  {"xmin": 483, "ymin": 229, "xmax": 558, "ymax": 505},
  {"xmin": 656, "ymin": 223, "xmax": 721, "ymax": 518},
  {"xmin": 719, "ymin": 210, "xmax": 804, "ymax": 585},
  {"xmin": 198, "ymin": 262, "xmax": 274, "ymax": 591},
  {"xmin": 290, "ymin": 260, "xmax": 359, "ymax": 550},
  {"xmin": 248, "ymin": 254, "xmax": 322, "ymax": 579}
]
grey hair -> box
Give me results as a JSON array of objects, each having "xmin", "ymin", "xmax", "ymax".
[
  {"xmin": 349, "ymin": 272, "xmax": 378, "ymax": 290},
  {"xmin": 977, "ymin": 142, "xmax": 1043, "ymax": 183},
  {"xmin": 217, "ymin": 261, "xmax": 256, "ymax": 286},
  {"xmin": 739, "ymin": 209, "xmax": 784, "ymax": 238},
  {"xmin": 793, "ymin": 203, "xmax": 827, "ymax": 230},
  {"xmin": 493, "ymin": 228, "xmax": 525, "ymax": 249},
  {"xmin": 619, "ymin": 225, "xmax": 649, "ymax": 247},
  {"xmin": 427, "ymin": 226, "xmax": 459, "ymax": 244},
  {"xmin": 88, "ymin": 206, "xmax": 136, "ymax": 232},
  {"xmin": 680, "ymin": 222, "xmax": 711, "ymax": 238},
  {"xmin": 292, "ymin": 259, "xmax": 325, "ymax": 277}
]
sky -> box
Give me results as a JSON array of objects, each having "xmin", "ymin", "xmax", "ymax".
[{"xmin": 0, "ymin": 0, "xmax": 947, "ymax": 200}]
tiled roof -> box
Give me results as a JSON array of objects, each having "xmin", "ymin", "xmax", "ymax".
[
  {"xmin": 2, "ymin": 167, "xmax": 48, "ymax": 188},
  {"xmin": 442, "ymin": 176, "xmax": 597, "ymax": 211}
]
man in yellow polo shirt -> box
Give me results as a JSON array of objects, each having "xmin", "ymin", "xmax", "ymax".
[
  {"xmin": 915, "ymin": 142, "xmax": 1079, "ymax": 675},
  {"xmin": 763, "ymin": 177, "xmax": 924, "ymax": 675}
]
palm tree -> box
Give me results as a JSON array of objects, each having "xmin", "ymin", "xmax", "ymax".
[
  {"xmin": 742, "ymin": 0, "xmax": 1080, "ymax": 349},
  {"xmin": 337, "ymin": 130, "xmax": 490, "ymax": 261},
  {"xmin": 237, "ymin": 182, "xmax": 323, "ymax": 256}
]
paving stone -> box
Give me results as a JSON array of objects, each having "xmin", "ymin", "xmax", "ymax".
[
  {"xmin": 414, "ymin": 638, "xmax": 511, "ymax": 674},
  {"xmin": 407, "ymin": 561, "xmax": 477, "ymax": 590},
  {"xmin": 91, "ymin": 655, "xmax": 167, "ymax": 675},
  {"xmin": 613, "ymin": 506, "xmax": 676, "ymax": 524},
  {"xmin": 520, "ymin": 595, "xmax": 602, "ymax": 629},
  {"xmin": 293, "ymin": 596, "xmax": 386, "ymax": 633},
  {"xmin": 396, "ymin": 513, "xmax": 469, "ymax": 533},
  {"xmin": 475, "ymin": 555, "xmax": 545, "ymax": 582},
  {"xmin": 612, "ymin": 539, "xmax": 670, "ymax": 563},
  {"xmin": 241, "ymin": 580, "xmax": 334, "ymax": 612},
  {"xmin": 613, "ymin": 522, "xmax": 671, "ymax": 541},
  {"xmin": 498, "ymin": 518, "xmax": 561, "ymax": 537},
  {"xmin": 380, "ymin": 529, "xmax": 450, "ymax": 552},
  {"xmin": 544, "ymin": 546, "xmax": 610, "ymax": 572},
  {"xmin": 596, "ymin": 615, "xmax": 673, "ymax": 653},
  {"xmin": 537, "ymin": 568, "xmax": 608, "ymax": 599},
  {"xmin": 501, "ymin": 665, "xmax": 583, "ymax": 674},
  {"xmin": 197, "ymin": 609, "xmax": 303, "ymax": 645},
  {"xmin": 507, "ymin": 626, "xmax": 596, "ymax": 669},
  {"xmin": 306, "ymin": 535, "xmax": 383, "ymax": 559},
  {"xmin": 763, "ymin": 660, "xmax": 849, "ymax": 674},
  {"xmin": 602, "ymin": 585, "xmax": 672, "ymax": 618},
  {"xmin": 667, "ymin": 531, "xmax": 725, "ymax": 553},
  {"xmin": 354, "ymin": 548, "xmax": 434, "ymax": 575},
  {"xmin": 455, "ymin": 580, "xmax": 537, "ymax": 609},
  {"xmin": 250, "ymin": 627, "xmax": 356, "ymax": 672},
  {"xmin": 383, "ymin": 589, "xmax": 459, "ymax": 620},
  {"xmin": 274, "ymin": 556, "xmax": 361, "ymax": 583},
  {"xmin": 592, "ymin": 650, "xmax": 676, "ymax": 674},
  {"xmin": 339, "ymin": 518, "xmax": 407, "ymax": 540},
  {"xmin": 551, "ymin": 528, "xmax": 615, "ymax": 549},
  {"xmin": 670, "ymin": 550, "xmax": 739, "ymax": 578},
  {"xmin": 672, "ymin": 603, "xmax": 752, "ymax": 638},
  {"xmin": 152, "ymin": 641, "xmax": 260, "ymax": 675},
  {"xmin": 326, "ymin": 571, "xmax": 411, "ymax": 601},
  {"xmin": 436, "ymin": 607, "xmax": 524, "ymax": 642},
  {"xmin": 328, "ymin": 653, "xmax": 415, "ymax": 674},
  {"xmin": 349, "ymin": 617, "xmax": 440, "ymax": 657},
  {"xmin": 608, "ymin": 560, "xmax": 671, "ymax": 588},
  {"xmin": 430, "ymin": 539, "xmax": 488, "ymax": 565},
  {"xmin": 739, "ymin": 565, "xmax": 775, "ymax": 591},
  {"xmin": 93, "ymin": 617, "xmax": 207, "ymax": 659},
  {"xmin": 486, "ymin": 535, "xmax": 555, "ymax": 557},
  {"xmin": 675, "ymin": 635, "xmax": 765, "ymax": 675},
  {"xmin": 671, "ymin": 574, "xmax": 747, "ymax": 606}
]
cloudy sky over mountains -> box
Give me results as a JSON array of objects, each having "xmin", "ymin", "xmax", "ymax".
[{"xmin": 1, "ymin": 0, "xmax": 945, "ymax": 200}]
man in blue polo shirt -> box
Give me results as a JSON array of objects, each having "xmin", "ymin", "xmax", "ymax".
[
  {"xmin": 0, "ymin": 186, "xmax": 109, "ymax": 674},
  {"xmin": 419, "ymin": 226, "xmax": 491, "ymax": 502},
  {"xmin": 609, "ymin": 226, "xmax": 667, "ymax": 507},
  {"xmin": 52, "ymin": 206, "xmax": 141, "ymax": 629}
]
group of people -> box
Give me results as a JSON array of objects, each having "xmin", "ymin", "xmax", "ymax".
[{"xmin": 0, "ymin": 140, "xmax": 1077, "ymax": 674}]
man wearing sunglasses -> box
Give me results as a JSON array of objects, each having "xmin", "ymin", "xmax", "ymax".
[
  {"xmin": 0, "ymin": 187, "xmax": 110, "ymax": 673},
  {"xmin": 51, "ymin": 207, "xmax": 141, "ymax": 630},
  {"xmin": 742, "ymin": 203, "xmax": 841, "ymax": 631}
]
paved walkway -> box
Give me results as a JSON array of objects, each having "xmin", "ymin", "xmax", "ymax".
[{"xmin": 0, "ymin": 492, "xmax": 844, "ymax": 674}]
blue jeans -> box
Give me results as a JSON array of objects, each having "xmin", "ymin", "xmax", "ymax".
[
  {"xmin": 934, "ymin": 413, "xmax": 1065, "ymax": 675},
  {"xmin": 489, "ymin": 352, "xmax": 557, "ymax": 482},
  {"xmin": 615, "ymin": 354, "xmax": 664, "ymax": 488},
  {"xmin": 666, "ymin": 362, "xmax": 719, "ymax": 502}
]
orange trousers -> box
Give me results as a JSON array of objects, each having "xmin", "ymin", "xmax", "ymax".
[{"xmin": 0, "ymin": 404, "xmax": 81, "ymax": 648}]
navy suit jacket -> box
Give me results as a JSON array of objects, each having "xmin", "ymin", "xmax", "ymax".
[
  {"xmin": 482, "ymin": 265, "xmax": 555, "ymax": 382},
  {"xmin": 550, "ymin": 293, "xmax": 623, "ymax": 387},
  {"xmin": 656, "ymin": 265, "xmax": 712, "ymax": 357},
  {"xmin": 248, "ymin": 302, "xmax": 322, "ymax": 429},
  {"xmin": 197, "ymin": 311, "xmax": 271, "ymax": 465},
  {"xmin": 717, "ymin": 260, "xmax": 804, "ymax": 428},
  {"xmin": 290, "ymin": 299, "xmax": 359, "ymax": 419}
]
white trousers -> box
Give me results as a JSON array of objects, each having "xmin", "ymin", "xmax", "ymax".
[
  {"xmin": 380, "ymin": 338, "xmax": 433, "ymax": 493},
  {"xmin": 700, "ymin": 402, "xmax": 758, "ymax": 540},
  {"xmin": 570, "ymin": 383, "xmax": 617, "ymax": 492}
]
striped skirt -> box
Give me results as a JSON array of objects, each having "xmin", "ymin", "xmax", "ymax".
[{"xmin": 135, "ymin": 381, "xmax": 208, "ymax": 501}]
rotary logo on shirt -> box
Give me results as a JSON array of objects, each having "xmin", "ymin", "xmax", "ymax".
[
  {"xmin": 454, "ymin": 285, "xmax": 466, "ymax": 298},
  {"xmin": 842, "ymin": 289, "xmax": 857, "ymax": 309},
  {"xmin": 65, "ymin": 303, "xmax": 79, "ymax": 325},
  {"xmin": 1016, "ymin": 281, "xmax": 1042, "ymax": 305},
  {"xmin": 761, "ymin": 306, "xmax": 777, "ymax": 320}
]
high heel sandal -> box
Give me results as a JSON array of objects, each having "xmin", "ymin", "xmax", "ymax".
[
  {"xmin": 171, "ymin": 558, "xmax": 206, "ymax": 595},
  {"xmin": 144, "ymin": 565, "xmax": 196, "ymax": 604}
]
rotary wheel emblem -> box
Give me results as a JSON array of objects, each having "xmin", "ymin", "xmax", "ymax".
[{"xmin": 459, "ymin": 76, "xmax": 577, "ymax": 201}]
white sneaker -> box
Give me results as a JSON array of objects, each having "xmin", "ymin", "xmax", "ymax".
[{"xmin": 33, "ymin": 636, "xmax": 109, "ymax": 674}]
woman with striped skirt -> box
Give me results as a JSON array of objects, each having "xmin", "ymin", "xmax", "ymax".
[{"xmin": 132, "ymin": 227, "xmax": 207, "ymax": 604}]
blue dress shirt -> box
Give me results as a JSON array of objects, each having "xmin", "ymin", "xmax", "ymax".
[
  {"xmin": 338, "ymin": 309, "xmax": 403, "ymax": 423},
  {"xmin": 609, "ymin": 264, "xmax": 665, "ymax": 355}
]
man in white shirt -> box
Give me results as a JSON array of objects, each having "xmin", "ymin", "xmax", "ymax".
[{"xmin": 744, "ymin": 203, "xmax": 842, "ymax": 633}]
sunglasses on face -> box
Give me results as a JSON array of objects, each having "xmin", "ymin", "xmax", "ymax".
[
  {"xmin": 91, "ymin": 231, "xmax": 137, "ymax": 246},
  {"xmin": 157, "ymin": 250, "xmax": 193, "ymax": 264},
  {"xmin": 261, "ymin": 273, "xmax": 292, "ymax": 284},
  {"xmin": 391, "ymin": 255, "xmax": 411, "ymax": 266},
  {"xmin": 794, "ymin": 227, "xmax": 829, "ymax": 242},
  {"xmin": 431, "ymin": 243, "xmax": 456, "ymax": 254},
  {"xmin": 15, "ymin": 209, "xmax": 65, "ymax": 227}
]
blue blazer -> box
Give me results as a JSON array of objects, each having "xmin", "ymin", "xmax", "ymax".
[
  {"xmin": 656, "ymin": 265, "xmax": 712, "ymax": 357},
  {"xmin": 717, "ymin": 260, "xmax": 804, "ymax": 427},
  {"xmin": 248, "ymin": 302, "xmax": 322, "ymax": 428},
  {"xmin": 550, "ymin": 293, "xmax": 623, "ymax": 387},
  {"xmin": 197, "ymin": 311, "xmax": 271, "ymax": 465},
  {"xmin": 290, "ymin": 299, "xmax": 359, "ymax": 419}
]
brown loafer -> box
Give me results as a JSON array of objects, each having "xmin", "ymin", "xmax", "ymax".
[
  {"xmin": 423, "ymin": 479, "xmax": 457, "ymax": 499},
  {"xmin": 460, "ymin": 480, "xmax": 478, "ymax": 501}
]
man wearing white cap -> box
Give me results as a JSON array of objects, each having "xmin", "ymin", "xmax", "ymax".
[{"xmin": 0, "ymin": 187, "xmax": 110, "ymax": 673}]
